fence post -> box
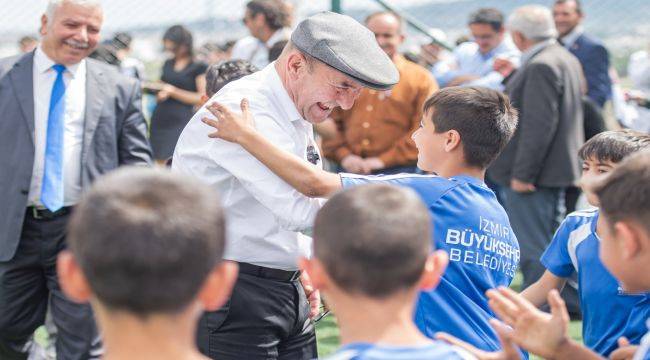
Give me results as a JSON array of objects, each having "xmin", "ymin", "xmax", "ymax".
[{"xmin": 332, "ymin": 0, "xmax": 342, "ymax": 13}]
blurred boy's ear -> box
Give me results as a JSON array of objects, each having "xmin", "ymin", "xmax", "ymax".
[
  {"xmin": 615, "ymin": 220, "xmax": 646, "ymax": 261},
  {"xmin": 57, "ymin": 250, "xmax": 93, "ymax": 303},
  {"xmin": 299, "ymin": 257, "xmax": 330, "ymax": 292},
  {"xmin": 198, "ymin": 261, "xmax": 239, "ymax": 311},
  {"xmin": 419, "ymin": 250, "xmax": 449, "ymax": 291}
]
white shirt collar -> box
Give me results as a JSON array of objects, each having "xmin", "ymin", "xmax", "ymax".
[
  {"xmin": 560, "ymin": 25, "xmax": 584, "ymax": 49},
  {"xmin": 34, "ymin": 45, "xmax": 85, "ymax": 78},
  {"xmin": 521, "ymin": 38, "xmax": 556, "ymax": 64},
  {"xmin": 266, "ymin": 62, "xmax": 303, "ymax": 123}
]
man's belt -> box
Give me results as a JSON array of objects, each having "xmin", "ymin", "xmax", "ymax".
[
  {"xmin": 26, "ymin": 206, "xmax": 73, "ymax": 220},
  {"xmin": 237, "ymin": 262, "xmax": 301, "ymax": 282}
]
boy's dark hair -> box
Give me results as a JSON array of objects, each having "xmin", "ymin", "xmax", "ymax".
[
  {"xmin": 268, "ymin": 40, "xmax": 288, "ymax": 62},
  {"xmin": 594, "ymin": 151, "xmax": 650, "ymax": 230},
  {"xmin": 468, "ymin": 8, "xmax": 504, "ymax": 32},
  {"xmin": 205, "ymin": 60, "xmax": 258, "ymax": 97},
  {"xmin": 313, "ymin": 184, "xmax": 431, "ymax": 298},
  {"xmin": 163, "ymin": 25, "xmax": 194, "ymax": 57},
  {"xmin": 578, "ymin": 130, "xmax": 650, "ymax": 163},
  {"xmin": 422, "ymin": 86, "xmax": 518, "ymax": 169},
  {"xmin": 67, "ymin": 167, "xmax": 226, "ymax": 317},
  {"xmin": 246, "ymin": 0, "xmax": 291, "ymax": 31}
]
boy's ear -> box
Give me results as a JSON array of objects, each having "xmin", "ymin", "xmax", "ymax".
[
  {"xmin": 444, "ymin": 130, "xmax": 462, "ymax": 153},
  {"xmin": 57, "ymin": 250, "xmax": 93, "ymax": 303},
  {"xmin": 419, "ymin": 250, "xmax": 449, "ymax": 291},
  {"xmin": 615, "ymin": 220, "xmax": 645, "ymax": 261},
  {"xmin": 299, "ymin": 257, "xmax": 329, "ymax": 292},
  {"xmin": 198, "ymin": 261, "xmax": 239, "ymax": 311}
]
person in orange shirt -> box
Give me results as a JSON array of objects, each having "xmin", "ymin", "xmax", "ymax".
[{"xmin": 322, "ymin": 11, "xmax": 438, "ymax": 175}]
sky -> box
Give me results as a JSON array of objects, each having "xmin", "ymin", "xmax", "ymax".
[{"xmin": 0, "ymin": 0, "xmax": 457, "ymax": 35}]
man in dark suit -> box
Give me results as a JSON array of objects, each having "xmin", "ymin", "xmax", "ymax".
[
  {"xmin": 554, "ymin": 0, "xmax": 611, "ymax": 217},
  {"xmin": 488, "ymin": 5, "xmax": 584, "ymax": 310},
  {"xmin": 0, "ymin": 1, "xmax": 152, "ymax": 358},
  {"xmin": 554, "ymin": 0, "xmax": 611, "ymax": 108}
]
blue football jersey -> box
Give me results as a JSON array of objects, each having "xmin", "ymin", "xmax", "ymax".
[
  {"xmin": 325, "ymin": 341, "xmax": 472, "ymax": 360},
  {"xmin": 341, "ymin": 174, "xmax": 521, "ymax": 355},
  {"xmin": 541, "ymin": 209, "xmax": 650, "ymax": 356}
]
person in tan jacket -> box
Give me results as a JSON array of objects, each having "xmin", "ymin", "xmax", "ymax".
[{"xmin": 323, "ymin": 11, "xmax": 438, "ymax": 174}]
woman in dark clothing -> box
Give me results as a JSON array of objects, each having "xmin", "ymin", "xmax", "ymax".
[{"xmin": 149, "ymin": 25, "xmax": 207, "ymax": 162}]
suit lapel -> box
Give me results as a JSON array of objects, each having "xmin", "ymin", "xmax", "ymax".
[
  {"xmin": 81, "ymin": 61, "xmax": 106, "ymax": 169},
  {"xmin": 571, "ymin": 34, "xmax": 583, "ymax": 52},
  {"xmin": 9, "ymin": 53, "xmax": 36, "ymax": 145}
]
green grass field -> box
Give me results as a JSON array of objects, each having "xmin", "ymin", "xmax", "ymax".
[{"xmin": 314, "ymin": 272, "xmax": 584, "ymax": 358}]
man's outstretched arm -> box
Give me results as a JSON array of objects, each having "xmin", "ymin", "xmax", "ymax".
[{"xmin": 202, "ymin": 100, "xmax": 342, "ymax": 198}]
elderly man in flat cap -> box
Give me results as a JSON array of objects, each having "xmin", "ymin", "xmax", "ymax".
[{"xmin": 173, "ymin": 11, "xmax": 398, "ymax": 360}]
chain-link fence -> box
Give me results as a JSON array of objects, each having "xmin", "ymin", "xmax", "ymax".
[{"xmin": 1, "ymin": 0, "xmax": 648, "ymax": 76}]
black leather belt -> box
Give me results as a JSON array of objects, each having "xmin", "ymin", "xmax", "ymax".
[
  {"xmin": 26, "ymin": 206, "xmax": 73, "ymax": 220},
  {"xmin": 237, "ymin": 262, "xmax": 301, "ymax": 282}
]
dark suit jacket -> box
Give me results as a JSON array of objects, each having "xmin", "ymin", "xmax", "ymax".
[
  {"xmin": 489, "ymin": 43, "xmax": 584, "ymax": 188},
  {"xmin": 569, "ymin": 34, "xmax": 612, "ymax": 107},
  {"xmin": 0, "ymin": 52, "xmax": 152, "ymax": 261}
]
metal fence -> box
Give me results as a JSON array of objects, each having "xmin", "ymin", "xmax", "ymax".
[{"xmin": 1, "ymin": 0, "xmax": 648, "ymax": 76}]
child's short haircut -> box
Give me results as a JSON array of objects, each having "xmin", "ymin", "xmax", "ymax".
[
  {"xmin": 313, "ymin": 184, "xmax": 431, "ymax": 298},
  {"xmin": 205, "ymin": 60, "xmax": 258, "ymax": 97},
  {"xmin": 422, "ymin": 86, "xmax": 518, "ymax": 169},
  {"xmin": 67, "ymin": 167, "xmax": 226, "ymax": 316},
  {"xmin": 595, "ymin": 150, "xmax": 650, "ymax": 230},
  {"xmin": 578, "ymin": 130, "xmax": 650, "ymax": 163}
]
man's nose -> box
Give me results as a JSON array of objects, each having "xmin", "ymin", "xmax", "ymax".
[
  {"xmin": 76, "ymin": 27, "xmax": 89, "ymax": 43},
  {"xmin": 338, "ymin": 90, "xmax": 360, "ymax": 110}
]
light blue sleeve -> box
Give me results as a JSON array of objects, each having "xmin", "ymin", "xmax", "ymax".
[
  {"xmin": 463, "ymin": 71, "xmax": 505, "ymax": 91},
  {"xmin": 432, "ymin": 48, "xmax": 464, "ymax": 87}
]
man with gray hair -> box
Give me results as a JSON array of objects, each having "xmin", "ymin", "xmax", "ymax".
[
  {"xmin": 174, "ymin": 11, "xmax": 398, "ymax": 360},
  {"xmin": 488, "ymin": 4, "xmax": 584, "ymax": 310},
  {"xmin": 0, "ymin": 0, "xmax": 152, "ymax": 358}
]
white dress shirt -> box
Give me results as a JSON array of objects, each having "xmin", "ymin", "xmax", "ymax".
[
  {"xmin": 173, "ymin": 62, "xmax": 326, "ymax": 271},
  {"xmin": 230, "ymin": 28, "xmax": 291, "ymax": 69},
  {"xmin": 28, "ymin": 46, "xmax": 86, "ymax": 208},
  {"xmin": 560, "ymin": 25, "xmax": 584, "ymax": 49},
  {"xmin": 432, "ymin": 37, "xmax": 520, "ymax": 91}
]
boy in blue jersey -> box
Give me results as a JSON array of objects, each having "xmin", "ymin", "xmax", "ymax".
[
  {"xmin": 200, "ymin": 86, "xmax": 521, "ymax": 354},
  {"xmin": 520, "ymin": 130, "xmax": 650, "ymax": 357},
  {"xmin": 56, "ymin": 168, "xmax": 238, "ymax": 360},
  {"xmin": 440, "ymin": 151, "xmax": 650, "ymax": 360},
  {"xmin": 306, "ymin": 184, "xmax": 474, "ymax": 359}
]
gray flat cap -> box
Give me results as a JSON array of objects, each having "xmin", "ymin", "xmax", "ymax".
[{"xmin": 291, "ymin": 11, "xmax": 399, "ymax": 90}]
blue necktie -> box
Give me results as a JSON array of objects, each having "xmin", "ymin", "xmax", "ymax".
[{"xmin": 41, "ymin": 64, "xmax": 67, "ymax": 211}]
